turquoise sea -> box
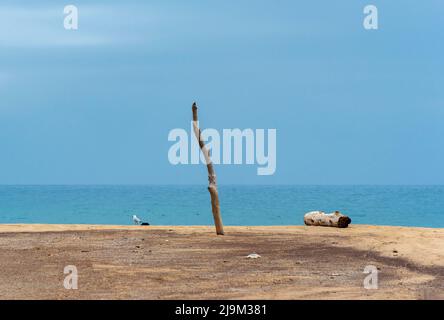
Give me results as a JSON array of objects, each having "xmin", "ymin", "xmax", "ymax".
[{"xmin": 0, "ymin": 185, "xmax": 443, "ymax": 227}]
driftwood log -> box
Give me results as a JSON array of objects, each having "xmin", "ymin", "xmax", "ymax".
[
  {"xmin": 304, "ymin": 211, "xmax": 351, "ymax": 228},
  {"xmin": 192, "ymin": 102, "xmax": 224, "ymax": 235}
]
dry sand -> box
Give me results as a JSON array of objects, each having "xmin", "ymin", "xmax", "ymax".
[{"xmin": 0, "ymin": 224, "xmax": 443, "ymax": 299}]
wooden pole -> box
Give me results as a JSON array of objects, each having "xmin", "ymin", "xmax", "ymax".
[{"xmin": 192, "ymin": 102, "xmax": 225, "ymax": 235}]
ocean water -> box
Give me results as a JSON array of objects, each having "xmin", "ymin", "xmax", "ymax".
[{"xmin": 0, "ymin": 185, "xmax": 443, "ymax": 227}]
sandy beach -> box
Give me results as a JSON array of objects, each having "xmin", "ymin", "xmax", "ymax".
[{"xmin": 0, "ymin": 224, "xmax": 443, "ymax": 299}]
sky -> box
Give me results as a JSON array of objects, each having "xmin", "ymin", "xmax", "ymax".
[{"xmin": 0, "ymin": 0, "xmax": 443, "ymax": 185}]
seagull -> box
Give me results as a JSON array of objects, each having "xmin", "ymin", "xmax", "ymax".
[
  {"xmin": 132, "ymin": 215, "xmax": 141, "ymax": 225},
  {"xmin": 132, "ymin": 215, "xmax": 150, "ymax": 226}
]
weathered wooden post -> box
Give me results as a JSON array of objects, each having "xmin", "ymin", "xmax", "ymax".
[{"xmin": 192, "ymin": 102, "xmax": 225, "ymax": 235}]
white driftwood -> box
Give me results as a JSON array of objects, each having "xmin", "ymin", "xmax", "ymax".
[{"xmin": 304, "ymin": 211, "xmax": 351, "ymax": 228}]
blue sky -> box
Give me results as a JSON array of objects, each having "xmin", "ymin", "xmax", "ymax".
[{"xmin": 0, "ymin": 0, "xmax": 443, "ymax": 184}]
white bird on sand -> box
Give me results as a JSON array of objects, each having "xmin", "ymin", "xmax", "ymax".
[
  {"xmin": 132, "ymin": 215, "xmax": 142, "ymax": 225},
  {"xmin": 132, "ymin": 215, "xmax": 150, "ymax": 226}
]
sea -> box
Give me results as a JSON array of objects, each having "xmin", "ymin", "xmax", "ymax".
[{"xmin": 0, "ymin": 185, "xmax": 443, "ymax": 227}]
